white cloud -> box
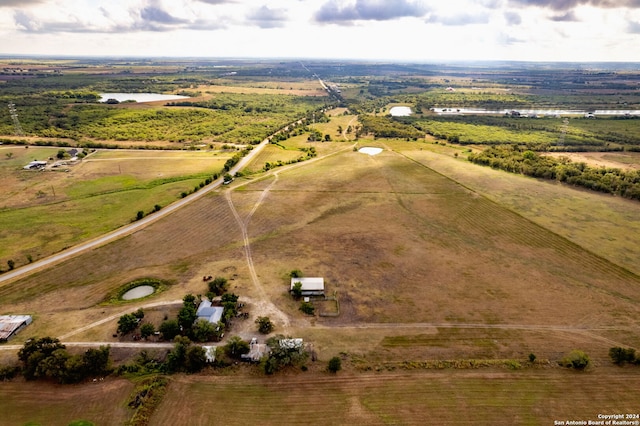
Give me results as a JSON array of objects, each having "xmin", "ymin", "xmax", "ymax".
[{"xmin": 0, "ymin": 0, "xmax": 638, "ymax": 61}]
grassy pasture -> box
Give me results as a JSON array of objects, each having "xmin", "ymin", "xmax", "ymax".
[
  {"xmin": 197, "ymin": 82, "xmax": 326, "ymax": 96},
  {"xmin": 152, "ymin": 370, "xmax": 640, "ymax": 425},
  {"xmin": 2, "ymin": 139, "xmax": 640, "ymax": 420},
  {"xmin": 3, "ymin": 144, "xmax": 640, "ymax": 349},
  {"xmin": 0, "ymin": 378, "xmax": 134, "ymax": 426},
  {"xmin": 0, "ymin": 148, "xmax": 226, "ymax": 268},
  {"xmin": 395, "ymin": 142, "xmax": 640, "ymax": 278}
]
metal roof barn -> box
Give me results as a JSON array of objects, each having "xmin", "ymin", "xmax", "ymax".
[
  {"xmin": 290, "ymin": 277, "xmax": 325, "ymax": 296},
  {"xmin": 196, "ymin": 300, "xmax": 224, "ymax": 324},
  {"xmin": 0, "ymin": 315, "xmax": 32, "ymax": 341}
]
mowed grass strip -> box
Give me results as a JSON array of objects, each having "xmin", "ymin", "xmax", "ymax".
[{"xmin": 152, "ymin": 371, "xmax": 640, "ymax": 425}]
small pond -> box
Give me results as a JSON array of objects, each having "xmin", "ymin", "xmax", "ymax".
[
  {"xmin": 99, "ymin": 93, "xmax": 190, "ymax": 103},
  {"xmin": 359, "ymin": 147, "xmax": 383, "ymax": 155},
  {"xmin": 121, "ymin": 285, "xmax": 155, "ymax": 300},
  {"xmin": 389, "ymin": 106, "xmax": 412, "ymax": 117}
]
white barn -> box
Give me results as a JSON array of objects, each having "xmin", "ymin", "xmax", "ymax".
[{"xmin": 290, "ymin": 277, "xmax": 324, "ymax": 296}]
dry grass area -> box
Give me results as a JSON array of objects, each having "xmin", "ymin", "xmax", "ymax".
[
  {"xmin": 545, "ymin": 151, "xmax": 640, "ymax": 170},
  {"xmin": 195, "ymin": 83, "xmax": 327, "ymax": 97},
  {"xmin": 3, "ymin": 144, "xmax": 640, "ymax": 353},
  {"xmin": 2, "ymin": 140, "xmax": 640, "ymax": 422},
  {"xmin": 0, "ymin": 378, "xmax": 134, "ymax": 426},
  {"xmin": 398, "ymin": 142, "xmax": 640, "ymax": 278},
  {"xmin": 152, "ymin": 369, "xmax": 640, "ymax": 425}
]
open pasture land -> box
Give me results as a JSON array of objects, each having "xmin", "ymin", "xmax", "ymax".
[
  {"xmin": 0, "ymin": 147, "xmax": 227, "ymax": 269},
  {"xmin": 393, "ymin": 141, "xmax": 640, "ymax": 278},
  {"xmin": 0, "ymin": 189, "xmax": 246, "ymax": 338},
  {"xmin": 3, "ymin": 143, "xmax": 640, "ymax": 355},
  {"xmin": 195, "ymin": 80, "xmax": 327, "ymax": 97},
  {"xmin": 153, "ymin": 370, "xmax": 640, "ymax": 425},
  {"xmin": 0, "ymin": 378, "xmax": 134, "ymax": 426},
  {"xmin": 244, "ymin": 149, "xmax": 640, "ymax": 329}
]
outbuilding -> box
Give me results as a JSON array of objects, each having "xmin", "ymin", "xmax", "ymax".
[
  {"xmin": 290, "ymin": 277, "xmax": 325, "ymax": 296},
  {"xmin": 0, "ymin": 315, "xmax": 32, "ymax": 342}
]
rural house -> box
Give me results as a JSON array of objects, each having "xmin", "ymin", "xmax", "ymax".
[
  {"xmin": 290, "ymin": 277, "xmax": 325, "ymax": 296},
  {"xmin": 196, "ymin": 300, "xmax": 224, "ymax": 324}
]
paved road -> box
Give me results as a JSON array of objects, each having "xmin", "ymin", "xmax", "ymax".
[{"xmin": 0, "ymin": 130, "xmax": 279, "ymax": 286}]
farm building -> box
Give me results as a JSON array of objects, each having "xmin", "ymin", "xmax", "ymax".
[
  {"xmin": 290, "ymin": 277, "xmax": 325, "ymax": 296},
  {"xmin": 23, "ymin": 160, "xmax": 47, "ymax": 170},
  {"xmin": 241, "ymin": 338, "xmax": 269, "ymax": 362},
  {"xmin": 279, "ymin": 338, "xmax": 304, "ymax": 351},
  {"xmin": 0, "ymin": 315, "xmax": 32, "ymax": 342},
  {"xmin": 196, "ymin": 300, "xmax": 224, "ymax": 324}
]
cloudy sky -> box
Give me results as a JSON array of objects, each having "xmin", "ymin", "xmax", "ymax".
[{"xmin": 2, "ymin": 0, "xmax": 640, "ymax": 62}]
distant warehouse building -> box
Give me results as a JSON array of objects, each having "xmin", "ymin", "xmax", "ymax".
[
  {"xmin": 290, "ymin": 277, "xmax": 325, "ymax": 297},
  {"xmin": 0, "ymin": 315, "xmax": 32, "ymax": 342}
]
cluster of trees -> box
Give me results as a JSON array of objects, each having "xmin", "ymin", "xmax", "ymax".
[
  {"xmin": 609, "ymin": 347, "xmax": 640, "ymax": 365},
  {"xmin": 16, "ymin": 337, "xmax": 111, "ymax": 383},
  {"xmin": 558, "ymin": 350, "xmax": 590, "ymax": 370},
  {"xmin": 468, "ymin": 145, "xmax": 640, "ymax": 201},
  {"xmin": 117, "ymin": 308, "xmax": 145, "ymax": 336},
  {"xmin": 2, "ymin": 88, "xmax": 327, "ymax": 145},
  {"xmin": 358, "ymin": 115, "xmax": 423, "ymax": 140},
  {"xmin": 262, "ymin": 335, "xmax": 309, "ymax": 375}
]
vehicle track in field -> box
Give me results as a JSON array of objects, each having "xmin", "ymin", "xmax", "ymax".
[{"xmin": 225, "ymin": 172, "xmax": 292, "ymax": 329}]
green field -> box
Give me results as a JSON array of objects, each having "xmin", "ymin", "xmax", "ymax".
[{"xmin": 0, "ymin": 147, "xmax": 227, "ymax": 268}]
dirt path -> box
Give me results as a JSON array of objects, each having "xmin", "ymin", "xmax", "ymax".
[
  {"xmin": 225, "ymin": 173, "xmax": 292, "ymax": 330},
  {"xmin": 342, "ymin": 116, "xmax": 358, "ymax": 141},
  {"xmin": 58, "ymin": 300, "xmax": 183, "ymax": 340}
]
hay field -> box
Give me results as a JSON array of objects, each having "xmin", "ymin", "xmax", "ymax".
[
  {"xmin": 152, "ymin": 370, "xmax": 640, "ymax": 425},
  {"xmin": 195, "ymin": 82, "xmax": 327, "ymax": 97},
  {"xmin": 0, "ymin": 379, "xmax": 134, "ymax": 426},
  {"xmin": 0, "ymin": 148, "xmax": 227, "ymax": 269},
  {"xmin": 396, "ymin": 142, "xmax": 640, "ymax": 278}
]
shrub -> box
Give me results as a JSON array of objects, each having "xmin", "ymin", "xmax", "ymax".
[
  {"xmin": 560, "ymin": 350, "xmax": 590, "ymax": 370},
  {"xmin": 255, "ymin": 316, "xmax": 274, "ymax": 334},
  {"xmin": 299, "ymin": 301, "xmax": 315, "ymax": 315},
  {"xmin": 609, "ymin": 347, "xmax": 637, "ymax": 365},
  {"xmin": 327, "ymin": 356, "xmax": 342, "ymax": 373}
]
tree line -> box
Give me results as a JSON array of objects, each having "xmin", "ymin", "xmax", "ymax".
[{"xmin": 468, "ymin": 145, "xmax": 640, "ymax": 201}]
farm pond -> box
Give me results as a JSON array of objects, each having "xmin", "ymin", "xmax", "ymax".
[
  {"xmin": 121, "ymin": 285, "xmax": 155, "ymax": 300},
  {"xmin": 99, "ymin": 93, "xmax": 189, "ymax": 103},
  {"xmin": 389, "ymin": 106, "xmax": 412, "ymax": 116},
  {"xmin": 359, "ymin": 147, "xmax": 383, "ymax": 155}
]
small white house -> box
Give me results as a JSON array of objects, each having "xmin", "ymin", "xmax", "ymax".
[{"xmin": 290, "ymin": 277, "xmax": 324, "ymax": 296}]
